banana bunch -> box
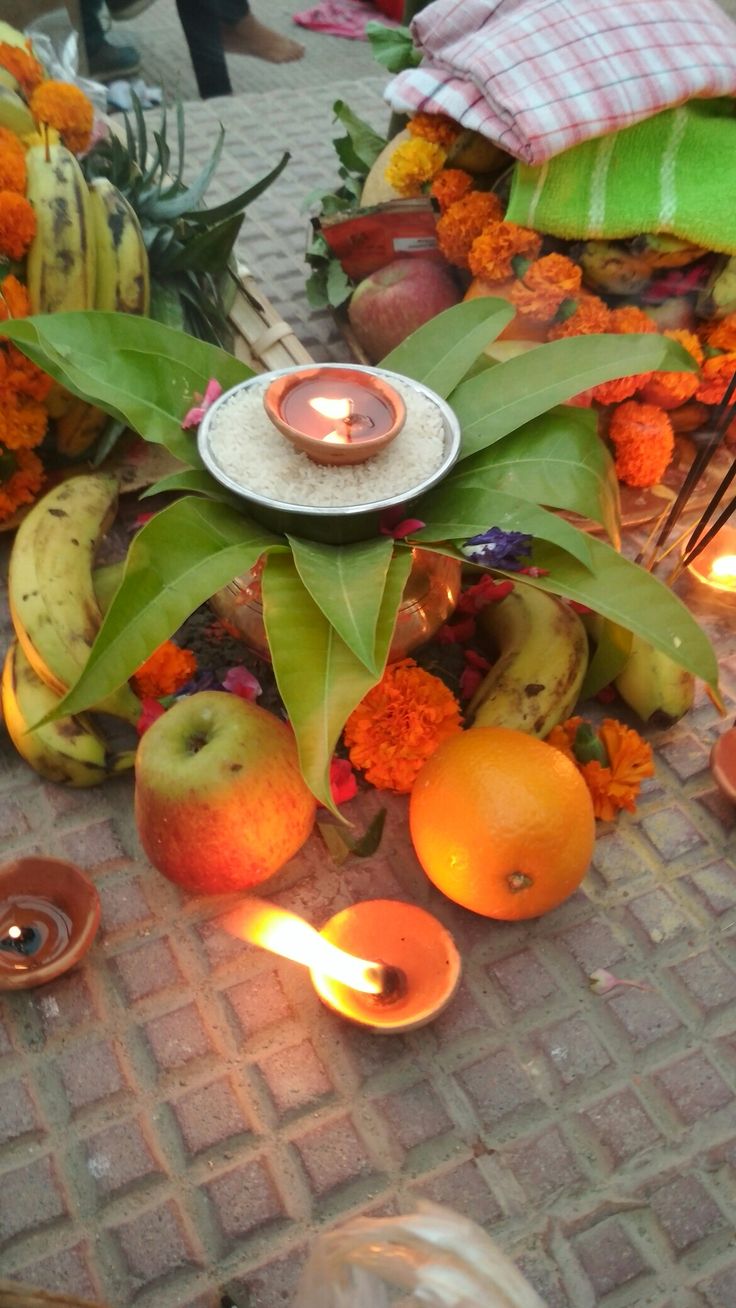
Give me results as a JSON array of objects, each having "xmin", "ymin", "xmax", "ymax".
[
  {"xmin": 88, "ymin": 176, "xmax": 150, "ymax": 315},
  {"xmin": 0, "ymin": 84, "xmax": 34, "ymax": 135},
  {"xmin": 614, "ymin": 638, "xmax": 694, "ymax": 727},
  {"xmin": 468, "ymin": 581, "xmax": 588, "ymax": 735},
  {"xmin": 7, "ymin": 474, "xmax": 141, "ymax": 727}
]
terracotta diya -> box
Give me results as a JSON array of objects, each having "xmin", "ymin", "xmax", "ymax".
[
  {"xmin": 710, "ymin": 726, "xmax": 736, "ymax": 805},
  {"xmin": 264, "ymin": 365, "xmax": 406, "ymax": 466},
  {"xmin": 0, "ymin": 856, "xmax": 101, "ymax": 991}
]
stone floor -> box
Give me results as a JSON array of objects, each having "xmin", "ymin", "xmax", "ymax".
[{"xmin": 2, "ymin": 6, "xmax": 736, "ymax": 1307}]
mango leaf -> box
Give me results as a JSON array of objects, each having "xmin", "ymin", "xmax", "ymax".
[
  {"xmin": 262, "ymin": 553, "xmax": 378, "ymax": 814},
  {"xmin": 288, "ymin": 536, "xmax": 395, "ymax": 674},
  {"xmin": 452, "ymin": 334, "xmax": 698, "ymax": 458},
  {"xmin": 140, "ymin": 468, "xmax": 239, "ymax": 506},
  {"xmin": 580, "ymin": 618, "xmax": 634, "ymax": 700},
  {"xmin": 333, "ymin": 100, "xmax": 386, "ymax": 171},
  {"xmin": 380, "ymin": 298, "xmax": 514, "ymax": 399},
  {"xmin": 515, "ymin": 536, "xmax": 718, "ymax": 690},
  {"xmin": 48, "ymin": 497, "xmax": 284, "ymax": 720},
  {"xmin": 318, "ymin": 809, "xmax": 387, "ymax": 863},
  {"xmin": 443, "ymin": 406, "xmax": 621, "ymax": 546},
  {"xmin": 366, "ymin": 22, "xmax": 421, "ymax": 72},
  {"xmin": 0, "ymin": 313, "xmax": 253, "ymax": 463},
  {"xmin": 416, "ymin": 484, "xmax": 593, "ymax": 569}
]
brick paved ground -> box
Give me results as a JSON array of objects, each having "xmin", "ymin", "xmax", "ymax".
[{"xmin": 2, "ymin": 9, "xmax": 736, "ymax": 1305}]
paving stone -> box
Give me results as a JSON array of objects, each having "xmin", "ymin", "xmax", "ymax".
[
  {"xmin": 230, "ymin": 1244, "xmax": 307, "ymax": 1308},
  {"xmin": 488, "ymin": 950, "xmax": 559, "ymax": 1012},
  {"xmin": 627, "ymin": 888, "xmax": 694, "ymax": 944},
  {"xmin": 0, "ymin": 1155, "xmax": 68, "ymax": 1246},
  {"xmin": 536, "ymin": 1016, "xmax": 611, "ymax": 1085},
  {"xmin": 555, "ymin": 916, "xmax": 628, "ymax": 973},
  {"xmin": 258, "ymin": 1040, "xmax": 333, "ymax": 1118},
  {"xmin": 57, "ymin": 1037, "xmax": 130, "ymax": 1114},
  {"xmin": 0, "ymin": 1013, "xmax": 12, "ymax": 1057},
  {"xmin": 111, "ymin": 936, "xmax": 185, "ymax": 1004},
  {"xmin": 224, "ymin": 969, "xmax": 293, "ymax": 1040},
  {"xmin": 606, "ymin": 987, "xmax": 683, "ymax": 1051},
  {"xmin": 203, "ymin": 1158, "xmax": 286, "ymax": 1245},
  {"xmin": 35, "ymin": 971, "xmax": 100, "ymax": 1039},
  {"xmin": 672, "ymin": 951, "xmax": 736, "ymax": 1012},
  {"xmin": 294, "ymin": 1116, "xmax": 373, "ymax": 1197},
  {"xmin": 8, "ymin": 1241, "xmax": 100, "ymax": 1301},
  {"xmin": 582, "ymin": 1088, "xmax": 662, "ymax": 1163},
  {"xmin": 84, "ymin": 1118, "xmax": 164, "ymax": 1198},
  {"xmin": 98, "ymin": 875, "xmax": 156, "ymax": 936},
  {"xmin": 112, "ymin": 1198, "xmax": 200, "ymax": 1287},
  {"xmin": 407, "ymin": 1159, "xmax": 503, "ymax": 1223},
  {"xmin": 649, "ymin": 1175, "xmax": 725, "ymax": 1252},
  {"xmin": 592, "ymin": 829, "xmax": 652, "ymax": 883},
  {"xmin": 0, "ymin": 1076, "xmax": 42, "ymax": 1145},
  {"xmin": 503, "ymin": 1126, "xmax": 583, "ymax": 1198},
  {"xmin": 172, "ymin": 1077, "xmax": 251, "ymax": 1154},
  {"xmin": 457, "ymin": 1049, "xmax": 540, "ymax": 1125},
  {"xmin": 573, "ymin": 1217, "xmax": 652, "ymax": 1297},
  {"xmin": 653, "ymin": 1052, "xmax": 734, "ymax": 1124},
  {"xmin": 696, "ymin": 788, "xmax": 736, "ymax": 835},
  {"xmin": 58, "ymin": 819, "xmax": 126, "ymax": 868},
  {"xmin": 698, "ymin": 1263, "xmax": 736, "ymax": 1307},
  {"xmin": 377, "ymin": 1080, "xmax": 453, "ymax": 1153},
  {"xmin": 659, "ymin": 733, "xmax": 711, "ymax": 781},
  {"xmin": 0, "ymin": 792, "xmax": 29, "ymax": 840},
  {"xmin": 515, "ymin": 1254, "xmax": 568, "ymax": 1308},
  {"xmin": 143, "ymin": 1002, "xmax": 215, "ymax": 1073},
  {"xmin": 432, "ymin": 982, "xmax": 490, "ymax": 1044},
  {"xmin": 683, "ymin": 861, "xmax": 736, "ymax": 917},
  {"xmin": 639, "ymin": 808, "xmax": 706, "ymax": 862}
]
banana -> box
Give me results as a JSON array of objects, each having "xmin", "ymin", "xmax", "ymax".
[
  {"xmin": 0, "ymin": 86, "xmax": 34, "ymax": 136},
  {"xmin": 2, "ymin": 641, "xmax": 135, "ymax": 787},
  {"xmin": 578, "ymin": 241, "xmax": 654, "ymax": 296},
  {"xmin": 614, "ymin": 638, "xmax": 694, "ymax": 727},
  {"xmin": 8, "ymin": 474, "xmax": 140, "ymax": 724},
  {"xmin": 25, "ymin": 143, "xmax": 97, "ymax": 315},
  {"xmin": 696, "ymin": 255, "xmax": 736, "ymax": 320},
  {"xmin": 0, "ymin": 68, "xmax": 19, "ymax": 92},
  {"xmin": 0, "ymin": 21, "xmax": 29, "ymax": 48},
  {"xmin": 53, "ymin": 396, "xmax": 109, "ymax": 458},
  {"xmin": 88, "ymin": 177, "xmax": 151, "ymax": 315},
  {"xmin": 92, "ymin": 560, "xmax": 125, "ymax": 615},
  {"xmin": 468, "ymin": 581, "xmax": 588, "ymax": 735}
]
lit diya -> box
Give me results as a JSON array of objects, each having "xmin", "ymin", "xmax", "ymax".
[
  {"xmin": 226, "ymin": 897, "xmax": 460, "ymax": 1034},
  {"xmin": 710, "ymin": 725, "xmax": 736, "ymax": 805},
  {"xmin": 264, "ymin": 365, "xmax": 406, "ymax": 466},
  {"xmin": 686, "ymin": 524, "xmax": 736, "ymax": 595},
  {"xmin": 0, "ymin": 856, "xmax": 101, "ymax": 991}
]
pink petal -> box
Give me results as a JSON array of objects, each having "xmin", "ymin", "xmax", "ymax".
[
  {"xmin": 330, "ymin": 757, "xmax": 358, "ymax": 806},
  {"xmin": 459, "ymin": 666, "xmax": 484, "ymax": 701},
  {"xmin": 222, "ymin": 666, "xmax": 262, "ymax": 701},
  {"xmin": 589, "ymin": 968, "xmax": 649, "ymax": 994},
  {"xmin": 181, "ymin": 378, "xmax": 223, "ymax": 429},
  {"xmin": 136, "ymin": 698, "xmax": 166, "ymax": 736},
  {"xmin": 202, "ymin": 378, "xmax": 223, "ymax": 406}
]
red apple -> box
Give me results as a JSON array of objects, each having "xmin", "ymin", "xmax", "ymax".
[
  {"xmin": 347, "ymin": 258, "xmax": 461, "ymax": 363},
  {"xmin": 135, "ymin": 691, "xmax": 316, "ymax": 894}
]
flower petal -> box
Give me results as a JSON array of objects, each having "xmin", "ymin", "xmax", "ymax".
[{"xmin": 222, "ymin": 665, "xmax": 262, "ymax": 701}]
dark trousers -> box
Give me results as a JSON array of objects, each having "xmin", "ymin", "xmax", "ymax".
[{"xmin": 176, "ymin": 0, "xmax": 250, "ymax": 99}]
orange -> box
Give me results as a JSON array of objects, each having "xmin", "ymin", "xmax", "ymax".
[{"xmin": 409, "ymin": 727, "xmax": 595, "ymax": 920}]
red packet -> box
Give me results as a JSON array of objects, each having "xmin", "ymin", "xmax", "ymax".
[{"xmin": 316, "ymin": 199, "xmax": 441, "ymax": 281}]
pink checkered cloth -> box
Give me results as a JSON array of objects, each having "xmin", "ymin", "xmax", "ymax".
[{"xmin": 385, "ymin": 0, "xmax": 736, "ymax": 164}]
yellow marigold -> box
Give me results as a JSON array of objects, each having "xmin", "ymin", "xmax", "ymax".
[
  {"xmin": 0, "ymin": 126, "xmax": 26, "ymax": 194},
  {"xmin": 436, "ymin": 190, "xmax": 504, "ymax": 267},
  {"xmin": 638, "ymin": 328, "xmax": 702, "ymax": 408},
  {"xmin": 695, "ymin": 352, "xmax": 736, "ymax": 404},
  {"xmin": 0, "ymin": 191, "xmax": 36, "ymax": 260},
  {"xmin": 5, "ymin": 345, "xmax": 52, "ymax": 402},
  {"xmin": 0, "ymin": 447, "xmax": 45, "ymax": 522},
  {"xmin": 385, "ymin": 137, "xmax": 447, "ymax": 197},
  {"xmin": 509, "ymin": 253, "xmax": 582, "ymax": 322},
  {"xmin": 408, "ymin": 112, "xmax": 461, "ymax": 150},
  {"xmin": 0, "ymin": 43, "xmax": 44, "ymax": 96},
  {"xmin": 132, "ymin": 641, "xmax": 198, "ymax": 699},
  {"xmin": 430, "ymin": 167, "xmax": 474, "ymax": 213},
  {"xmin": 608, "ymin": 399, "xmax": 674, "ymax": 487},
  {"xmin": 0, "ymin": 274, "xmax": 30, "ymax": 321},
  {"xmin": 0, "ymin": 391, "xmax": 48, "ymax": 450},
  {"xmin": 703, "ymin": 313, "xmax": 736, "ymax": 352},
  {"xmin": 29, "ymin": 81, "xmax": 94, "ymax": 155},
  {"xmin": 607, "ymin": 305, "xmax": 658, "ymax": 334},
  {"xmin": 344, "ymin": 657, "xmax": 462, "ymax": 793},
  {"xmin": 468, "ymin": 221, "xmax": 541, "ymax": 282},
  {"xmin": 547, "ymin": 292, "xmax": 610, "ymax": 339}
]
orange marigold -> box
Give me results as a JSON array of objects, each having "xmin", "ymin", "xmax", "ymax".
[
  {"xmin": 408, "ymin": 112, "xmax": 461, "ymax": 150},
  {"xmin": 703, "ymin": 313, "xmax": 736, "ymax": 352},
  {"xmin": 468, "ymin": 221, "xmax": 541, "ymax": 283},
  {"xmin": 638, "ymin": 329, "xmax": 702, "ymax": 408},
  {"xmin": 0, "ymin": 42, "xmax": 44, "ymax": 96},
  {"xmin": 509, "ymin": 253, "xmax": 582, "ymax": 321},
  {"xmin": 0, "ymin": 126, "xmax": 26, "ymax": 194},
  {"xmin": 344, "ymin": 658, "xmax": 462, "ymax": 793},
  {"xmin": 607, "ymin": 305, "xmax": 658, "ymax": 334},
  {"xmin": 547, "ymin": 716, "xmax": 654, "ymax": 820},
  {"xmin": 0, "ymin": 191, "xmax": 36, "ymax": 260},
  {"xmin": 0, "ymin": 391, "xmax": 48, "ymax": 450},
  {"xmin": 0, "ymin": 274, "xmax": 30, "ymax": 321},
  {"xmin": 547, "ymin": 293, "xmax": 611, "ymax": 339},
  {"xmin": 608, "ymin": 400, "xmax": 674, "ymax": 487},
  {"xmin": 5, "ymin": 346, "xmax": 52, "ymax": 402},
  {"xmin": 436, "ymin": 191, "xmax": 504, "ymax": 267},
  {"xmin": 546, "ymin": 716, "xmax": 580, "ymax": 764},
  {"xmin": 430, "ymin": 167, "xmax": 474, "ymax": 212},
  {"xmin": 385, "ymin": 137, "xmax": 447, "ymax": 196},
  {"xmin": 695, "ymin": 352, "xmax": 736, "ymax": 404},
  {"xmin": 29, "ymin": 81, "xmax": 94, "ymax": 154},
  {"xmin": 0, "ymin": 447, "xmax": 45, "ymax": 522},
  {"xmin": 590, "ymin": 303, "xmax": 660, "ymax": 404},
  {"xmin": 132, "ymin": 641, "xmax": 198, "ymax": 699}
]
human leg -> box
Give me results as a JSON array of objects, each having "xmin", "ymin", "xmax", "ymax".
[
  {"xmin": 79, "ymin": 0, "xmax": 141, "ymax": 78},
  {"xmin": 176, "ymin": 0, "xmax": 233, "ymax": 99},
  {"xmin": 218, "ymin": 1, "xmax": 305, "ymax": 64}
]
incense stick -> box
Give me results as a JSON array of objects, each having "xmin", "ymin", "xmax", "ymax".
[
  {"xmin": 682, "ymin": 453, "xmax": 736, "ymax": 558},
  {"xmin": 681, "ymin": 489, "xmax": 736, "ymax": 570}
]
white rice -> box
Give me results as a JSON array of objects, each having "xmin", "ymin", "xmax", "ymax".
[{"xmin": 206, "ymin": 377, "xmax": 446, "ymax": 507}]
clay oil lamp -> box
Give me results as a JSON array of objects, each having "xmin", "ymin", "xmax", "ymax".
[
  {"xmin": 686, "ymin": 524, "xmax": 736, "ymax": 595},
  {"xmin": 710, "ymin": 725, "xmax": 736, "ymax": 806},
  {"xmin": 0, "ymin": 856, "xmax": 101, "ymax": 991},
  {"xmin": 263, "ymin": 365, "xmax": 406, "ymax": 467}
]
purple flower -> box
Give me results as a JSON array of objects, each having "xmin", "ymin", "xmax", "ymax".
[
  {"xmin": 463, "ymin": 527, "xmax": 533, "ymax": 571},
  {"xmin": 222, "ymin": 666, "xmax": 262, "ymax": 701}
]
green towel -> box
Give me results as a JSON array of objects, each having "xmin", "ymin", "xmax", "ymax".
[{"xmin": 506, "ymin": 99, "xmax": 736, "ymax": 254}]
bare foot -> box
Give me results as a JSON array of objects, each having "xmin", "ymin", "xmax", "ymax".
[{"xmin": 221, "ymin": 14, "xmax": 305, "ymax": 63}]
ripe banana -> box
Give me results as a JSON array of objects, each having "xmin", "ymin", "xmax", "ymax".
[
  {"xmin": 88, "ymin": 177, "xmax": 150, "ymax": 315},
  {"xmin": 0, "ymin": 20, "xmax": 28, "ymax": 48},
  {"xmin": 468, "ymin": 581, "xmax": 589, "ymax": 735},
  {"xmin": 614, "ymin": 638, "xmax": 694, "ymax": 727},
  {"xmin": 8, "ymin": 474, "xmax": 140, "ymax": 724},
  {"xmin": 0, "ymin": 86, "xmax": 34, "ymax": 136},
  {"xmin": 2, "ymin": 641, "xmax": 135, "ymax": 787},
  {"xmin": 25, "ymin": 143, "xmax": 97, "ymax": 314},
  {"xmin": 0, "ymin": 68, "xmax": 19, "ymax": 93},
  {"xmin": 696, "ymin": 255, "xmax": 736, "ymax": 321},
  {"xmin": 53, "ymin": 396, "xmax": 109, "ymax": 458}
]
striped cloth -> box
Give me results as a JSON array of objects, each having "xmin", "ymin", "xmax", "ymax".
[
  {"xmin": 505, "ymin": 98, "xmax": 736, "ymax": 253},
  {"xmin": 385, "ymin": 0, "xmax": 736, "ymax": 165}
]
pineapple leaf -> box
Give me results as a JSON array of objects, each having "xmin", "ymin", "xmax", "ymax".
[
  {"xmin": 147, "ymin": 129, "xmax": 225, "ymax": 221},
  {"xmin": 174, "ymin": 98, "xmax": 186, "ymax": 190},
  {"xmin": 132, "ymin": 91, "xmax": 148, "ymax": 169},
  {"xmin": 185, "ymin": 152, "xmax": 290, "ymax": 225},
  {"xmin": 124, "ymin": 110, "xmax": 137, "ymax": 166},
  {"xmin": 164, "ymin": 213, "xmax": 244, "ymax": 273}
]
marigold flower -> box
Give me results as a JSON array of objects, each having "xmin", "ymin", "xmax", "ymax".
[
  {"xmin": 703, "ymin": 313, "xmax": 736, "ymax": 352},
  {"xmin": 344, "ymin": 658, "xmax": 462, "ymax": 793},
  {"xmin": 0, "ymin": 392, "xmax": 48, "ymax": 450},
  {"xmin": 132, "ymin": 641, "xmax": 198, "ymax": 698},
  {"xmin": 0, "ymin": 274, "xmax": 30, "ymax": 321},
  {"xmin": 509, "ymin": 253, "xmax": 582, "ymax": 322},
  {"xmin": 0, "ymin": 447, "xmax": 44, "ymax": 522},
  {"xmin": 608, "ymin": 400, "xmax": 674, "ymax": 487},
  {"xmin": 0, "ymin": 43, "xmax": 44, "ymax": 96},
  {"xmin": 407, "ymin": 112, "xmax": 461, "ymax": 150},
  {"xmin": 4, "ymin": 346, "xmax": 52, "ymax": 402},
  {"xmin": 436, "ymin": 191, "xmax": 504, "ymax": 267},
  {"xmin": 547, "ymin": 715, "xmax": 654, "ymax": 820},
  {"xmin": 589, "ymin": 303, "xmax": 660, "ymax": 404},
  {"xmin": 468, "ymin": 221, "xmax": 541, "ymax": 283},
  {"xmin": 0, "ymin": 126, "xmax": 26, "ymax": 194},
  {"xmin": 638, "ymin": 328, "xmax": 702, "ymax": 408},
  {"xmin": 547, "ymin": 293, "xmax": 610, "ymax": 339},
  {"xmin": 430, "ymin": 167, "xmax": 474, "ymax": 212},
  {"xmin": 607, "ymin": 305, "xmax": 659, "ymax": 334},
  {"xmin": 0, "ymin": 191, "xmax": 36, "ymax": 260},
  {"xmin": 29, "ymin": 81, "xmax": 94, "ymax": 154},
  {"xmin": 385, "ymin": 137, "xmax": 447, "ymax": 197},
  {"xmin": 695, "ymin": 352, "xmax": 736, "ymax": 404}
]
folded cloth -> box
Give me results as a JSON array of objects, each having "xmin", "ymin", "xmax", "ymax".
[
  {"xmin": 293, "ymin": 0, "xmax": 398, "ymax": 39},
  {"xmin": 506, "ymin": 98, "xmax": 736, "ymax": 253},
  {"xmin": 385, "ymin": 0, "xmax": 736, "ymax": 164}
]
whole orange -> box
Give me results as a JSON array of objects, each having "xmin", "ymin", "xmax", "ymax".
[{"xmin": 409, "ymin": 727, "xmax": 595, "ymax": 920}]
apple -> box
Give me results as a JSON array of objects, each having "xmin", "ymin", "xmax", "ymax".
[
  {"xmin": 347, "ymin": 258, "xmax": 461, "ymax": 363},
  {"xmin": 135, "ymin": 691, "xmax": 316, "ymax": 894}
]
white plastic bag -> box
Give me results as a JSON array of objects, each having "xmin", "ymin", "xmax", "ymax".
[
  {"xmin": 25, "ymin": 7, "xmax": 107, "ymax": 112},
  {"xmin": 292, "ymin": 1202, "xmax": 547, "ymax": 1308}
]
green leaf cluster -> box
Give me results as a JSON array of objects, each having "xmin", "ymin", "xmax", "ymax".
[{"xmin": 365, "ymin": 22, "xmax": 422, "ymax": 73}]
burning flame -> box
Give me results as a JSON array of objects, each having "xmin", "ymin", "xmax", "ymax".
[
  {"xmin": 710, "ymin": 554, "xmax": 736, "ymax": 583},
  {"xmin": 7, "ymin": 926, "xmax": 20, "ymax": 940},
  {"xmin": 309, "ymin": 395, "xmax": 351, "ymax": 445},
  {"xmin": 226, "ymin": 900, "xmax": 385, "ymax": 994}
]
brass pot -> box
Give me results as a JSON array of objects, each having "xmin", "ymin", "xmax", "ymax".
[{"xmin": 210, "ymin": 549, "xmax": 461, "ymax": 663}]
